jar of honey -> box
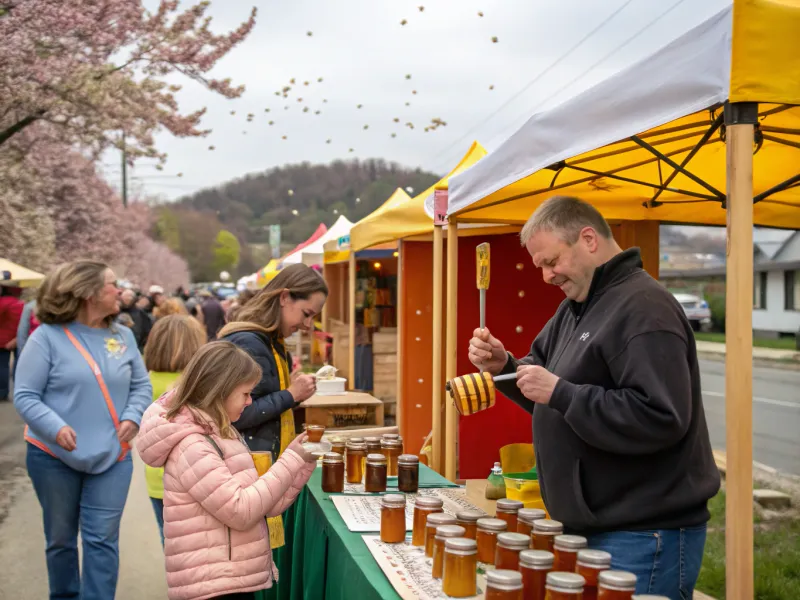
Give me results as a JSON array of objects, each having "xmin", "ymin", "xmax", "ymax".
[
  {"xmin": 321, "ymin": 452, "xmax": 344, "ymax": 493},
  {"xmin": 345, "ymin": 440, "xmax": 367, "ymax": 484},
  {"xmin": 531, "ymin": 519, "xmax": 563, "ymax": 553},
  {"xmin": 519, "ymin": 550, "xmax": 554, "ymax": 600},
  {"xmin": 442, "ymin": 538, "xmax": 478, "ymax": 598},
  {"xmin": 485, "ymin": 569, "xmax": 524, "ymax": 600},
  {"xmin": 330, "ymin": 437, "xmax": 346, "ymax": 457},
  {"xmin": 380, "ymin": 438, "xmax": 403, "ymax": 476},
  {"xmin": 364, "ymin": 436, "xmax": 382, "ymax": 454},
  {"xmin": 431, "ymin": 524, "xmax": 465, "ymax": 579},
  {"xmin": 364, "ymin": 453, "xmax": 388, "ymax": 493},
  {"xmin": 552, "ymin": 535, "xmax": 587, "ymax": 572},
  {"xmin": 494, "ymin": 532, "xmax": 531, "ymax": 570},
  {"xmin": 411, "ymin": 496, "xmax": 443, "ymax": 546},
  {"xmin": 379, "ymin": 493, "xmax": 407, "ymax": 543},
  {"xmin": 517, "ymin": 508, "xmax": 547, "ymax": 537},
  {"xmin": 425, "ymin": 512, "xmax": 457, "ymax": 557},
  {"xmin": 597, "ymin": 571, "xmax": 637, "ymax": 600},
  {"xmin": 495, "ymin": 498, "xmax": 524, "ymax": 531},
  {"xmin": 475, "ymin": 517, "xmax": 507, "ymax": 563},
  {"xmin": 397, "ymin": 454, "xmax": 419, "ymax": 493},
  {"xmin": 544, "ymin": 572, "xmax": 585, "ymax": 599},
  {"xmin": 382, "ymin": 433, "xmax": 399, "ymax": 441},
  {"xmin": 576, "ymin": 549, "xmax": 612, "ymax": 600},
  {"xmin": 455, "ymin": 510, "xmax": 483, "ymax": 540}
]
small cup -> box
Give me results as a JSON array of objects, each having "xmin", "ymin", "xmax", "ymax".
[
  {"xmin": 251, "ymin": 451, "xmax": 272, "ymax": 476},
  {"xmin": 306, "ymin": 424, "xmax": 325, "ymax": 443}
]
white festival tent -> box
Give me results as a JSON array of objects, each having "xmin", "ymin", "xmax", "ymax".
[{"xmin": 281, "ymin": 215, "xmax": 354, "ymax": 267}]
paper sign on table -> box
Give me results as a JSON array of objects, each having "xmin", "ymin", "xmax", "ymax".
[{"xmin": 362, "ymin": 535, "xmax": 487, "ymax": 600}]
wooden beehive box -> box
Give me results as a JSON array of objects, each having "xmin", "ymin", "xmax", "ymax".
[{"xmin": 300, "ymin": 391, "xmax": 384, "ymax": 430}]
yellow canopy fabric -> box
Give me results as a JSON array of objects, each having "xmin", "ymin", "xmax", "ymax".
[
  {"xmin": 350, "ymin": 142, "xmax": 488, "ymax": 251},
  {"xmin": 256, "ymin": 259, "xmax": 280, "ymax": 288},
  {"xmin": 0, "ymin": 258, "xmax": 45, "ymax": 288},
  {"xmin": 451, "ymin": 106, "xmax": 800, "ymax": 229},
  {"xmin": 730, "ymin": 0, "xmax": 800, "ymax": 104}
]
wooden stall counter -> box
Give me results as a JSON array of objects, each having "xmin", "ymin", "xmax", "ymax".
[{"xmin": 300, "ymin": 391, "xmax": 385, "ymax": 429}]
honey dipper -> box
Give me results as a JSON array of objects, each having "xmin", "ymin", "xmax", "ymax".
[{"xmin": 445, "ymin": 371, "xmax": 517, "ymax": 416}]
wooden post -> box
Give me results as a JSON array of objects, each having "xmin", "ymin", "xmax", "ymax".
[
  {"xmin": 724, "ymin": 101, "xmax": 756, "ymax": 600},
  {"xmin": 445, "ymin": 221, "xmax": 459, "ymax": 481},
  {"xmin": 431, "ymin": 225, "xmax": 444, "ymax": 473},
  {"xmin": 348, "ymin": 253, "xmax": 356, "ymax": 391},
  {"xmin": 396, "ymin": 241, "xmax": 404, "ymax": 434},
  {"xmin": 340, "ymin": 262, "xmax": 346, "ymax": 322},
  {"xmin": 321, "ymin": 262, "xmax": 329, "ymax": 331}
]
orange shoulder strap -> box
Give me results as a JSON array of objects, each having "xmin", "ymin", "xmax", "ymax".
[{"xmin": 63, "ymin": 327, "xmax": 129, "ymax": 461}]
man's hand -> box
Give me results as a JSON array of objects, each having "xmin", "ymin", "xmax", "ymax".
[
  {"xmin": 118, "ymin": 420, "xmax": 139, "ymax": 444},
  {"xmin": 55, "ymin": 426, "xmax": 77, "ymax": 452},
  {"xmin": 516, "ymin": 365, "xmax": 560, "ymax": 405},
  {"xmin": 4, "ymin": 338, "xmax": 16, "ymax": 350},
  {"xmin": 468, "ymin": 328, "xmax": 508, "ymax": 375}
]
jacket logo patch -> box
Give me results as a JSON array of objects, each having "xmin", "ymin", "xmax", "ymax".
[{"xmin": 579, "ymin": 332, "xmax": 590, "ymax": 341}]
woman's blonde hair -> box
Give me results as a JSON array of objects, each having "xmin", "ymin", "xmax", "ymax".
[
  {"xmin": 219, "ymin": 263, "xmax": 328, "ymax": 338},
  {"xmin": 36, "ymin": 260, "xmax": 114, "ymax": 326},
  {"xmin": 144, "ymin": 314, "xmax": 207, "ymax": 372},
  {"xmin": 154, "ymin": 297, "xmax": 188, "ymax": 319},
  {"xmin": 166, "ymin": 341, "xmax": 262, "ymax": 439}
]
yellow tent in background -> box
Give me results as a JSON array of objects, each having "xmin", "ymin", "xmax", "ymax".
[
  {"xmin": 255, "ymin": 259, "xmax": 280, "ymax": 288},
  {"xmin": 0, "ymin": 258, "xmax": 45, "ymax": 288},
  {"xmin": 350, "ymin": 142, "xmax": 488, "ymax": 251}
]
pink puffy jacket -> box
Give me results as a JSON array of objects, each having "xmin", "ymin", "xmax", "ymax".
[{"xmin": 137, "ymin": 396, "xmax": 315, "ymax": 600}]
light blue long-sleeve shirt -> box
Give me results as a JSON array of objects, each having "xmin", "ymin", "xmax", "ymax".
[{"xmin": 14, "ymin": 322, "xmax": 152, "ymax": 474}]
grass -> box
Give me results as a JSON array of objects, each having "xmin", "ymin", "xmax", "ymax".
[
  {"xmin": 697, "ymin": 490, "xmax": 800, "ymax": 599},
  {"xmin": 694, "ymin": 331, "xmax": 798, "ymax": 350}
]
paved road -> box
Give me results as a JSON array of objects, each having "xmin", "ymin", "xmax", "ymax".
[{"xmin": 700, "ymin": 357, "xmax": 800, "ymax": 476}]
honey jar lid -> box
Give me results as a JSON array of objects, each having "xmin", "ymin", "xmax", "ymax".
[
  {"xmin": 381, "ymin": 439, "xmax": 402, "ymax": 448},
  {"xmin": 486, "ymin": 569, "xmax": 523, "ymax": 591},
  {"xmin": 434, "ymin": 524, "xmax": 465, "ymax": 539},
  {"xmin": 364, "ymin": 436, "xmax": 381, "ymax": 443},
  {"xmin": 414, "ymin": 496, "xmax": 444, "ymax": 509},
  {"xmin": 349, "ymin": 437, "xmax": 365, "ymax": 442},
  {"xmin": 496, "ymin": 532, "xmax": 530, "ymax": 550},
  {"xmin": 576, "ymin": 549, "xmax": 612, "ymax": 567},
  {"xmin": 532, "ymin": 518, "xmax": 563, "ymax": 533},
  {"xmin": 455, "ymin": 509, "xmax": 484, "ymax": 522},
  {"xmin": 380, "ymin": 493, "xmax": 406, "ymax": 507},
  {"xmin": 476, "ymin": 517, "xmax": 507, "ymax": 532},
  {"xmin": 518, "ymin": 508, "xmax": 547, "ymax": 523},
  {"xmin": 545, "ymin": 572, "xmax": 585, "ymax": 590},
  {"xmin": 366, "ymin": 453, "xmax": 387, "ymax": 464},
  {"xmin": 553, "ymin": 534, "xmax": 588, "ymax": 550},
  {"xmin": 598, "ymin": 570, "xmax": 637, "ymax": 591},
  {"xmin": 322, "ymin": 452, "xmax": 343, "ymax": 463},
  {"xmin": 382, "ymin": 433, "xmax": 399, "ymax": 440},
  {"xmin": 495, "ymin": 498, "xmax": 524, "ymax": 512},
  {"xmin": 398, "ymin": 454, "xmax": 419, "ymax": 464},
  {"xmin": 329, "ymin": 436, "xmax": 345, "ymax": 443},
  {"xmin": 426, "ymin": 513, "xmax": 456, "ymax": 527},
  {"xmin": 306, "ymin": 424, "xmax": 325, "ymax": 430},
  {"xmin": 519, "ymin": 549, "xmax": 554, "ymax": 568},
  {"xmin": 444, "ymin": 537, "xmax": 477, "ymax": 553},
  {"xmin": 346, "ymin": 440, "xmax": 366, "ymax": 449}
]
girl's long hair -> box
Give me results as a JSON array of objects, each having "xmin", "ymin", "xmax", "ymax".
[
  {"xmin": 166, "ymin": 341, "xmax": 262, "ymax": 439},
  {"xmin": 144, "ymin": 314, "xmax": 207, "ymax": 373},
  {"xmin": 218, "ymin": 263, "xmax": 328, "ymax": 339}
]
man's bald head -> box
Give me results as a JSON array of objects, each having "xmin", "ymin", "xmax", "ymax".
[{"xmin": 120, "ymin": 288, "xmax": 136, "ymax": 307}]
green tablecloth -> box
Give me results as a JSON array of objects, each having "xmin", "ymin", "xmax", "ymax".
[{"xmin": 257, "ymin": 465, "xmax": 458, "ymax": 600}]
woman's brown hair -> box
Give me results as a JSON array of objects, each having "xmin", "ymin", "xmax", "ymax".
[
  {"xmin": 154, "ymin": 297, "xmax": 188, "ymax": 319},
  {"xmin": 144, "ymin": 314, "xmax": 207, "ymax": 372},
  {"xmin": 166, "ymin": 341, "xmax": 262, "ymax": 439},
  {"xmin": 218, "ymin": 263, "xmax": 328, "ymax": 338},
  {"xmin": 36, "ymin": 260, "xmax": 114, "ymax": 326}
]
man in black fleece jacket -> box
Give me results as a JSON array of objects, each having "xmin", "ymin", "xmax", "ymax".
[{"xmin": 469, "ymin": 196, "xmax": 719, "ymax": 598}]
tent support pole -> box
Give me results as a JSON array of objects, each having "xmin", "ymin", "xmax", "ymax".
[
  {"xmin": 724, "ymin": 100, "xmax": 756, "ymax": 600},
  {"xmin": 348, "ymin": 253, "xmax": 356, "ymax": 391},
  {"xmin": 321, "ymin": 262, "xmax": 329, "ymax": 332},
  {"xmin": 445, "ymin": 221, "xmax": 459, "ymax": 481},
  {"xmin": 396, "ymin": 241, "xmax": 404, "ymax": 439},
  {"xmin": 431, "ymin": 225, "xmax": 444, "ymax": 473}
]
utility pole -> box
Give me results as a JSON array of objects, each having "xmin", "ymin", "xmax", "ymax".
[{"xmin": 121, "ymin": 133, "xmax": 128, "ymax": 208}]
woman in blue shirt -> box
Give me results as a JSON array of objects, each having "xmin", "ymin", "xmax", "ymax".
[{"xmin": 14, "ymin": 260, "xmax": 152, "ymax": 600}]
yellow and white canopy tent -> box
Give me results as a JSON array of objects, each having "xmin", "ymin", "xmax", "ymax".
[
  {"xmin": 255, "ymin": 259, "xmax": 281, "ymax": 288},
  {"xmin": 0, "ymin": 258, "xmax": 45, "ymax": 288},
  {"xmin": 447, "ymin": 1, "xmax": 800, "ymax": 596}
]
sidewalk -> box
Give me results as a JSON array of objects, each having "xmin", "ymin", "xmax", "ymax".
[{"xmin": 695, "ymin": 340, "xmax": 800, "ymax": 364}]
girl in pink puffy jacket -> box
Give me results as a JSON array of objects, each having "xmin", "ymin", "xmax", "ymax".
[{"xmin": 137, "ymin": 341, "xmax": 317, "ymax": 600}]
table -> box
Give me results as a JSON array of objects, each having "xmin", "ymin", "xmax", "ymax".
[{"xmin": 257, "ymin": 465, "xmax": 459, "ymax": 600}]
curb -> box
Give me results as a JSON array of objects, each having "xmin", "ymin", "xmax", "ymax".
[{"xmin": 697, "ymin": 351, "xmax": 800, "ymax": 372}]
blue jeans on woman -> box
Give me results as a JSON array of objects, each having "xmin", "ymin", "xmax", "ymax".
[
  {"xmin": 150, "ymin": 497, "xmax": 165, "ymax": 546},
  {"xmin": 584, "ymin": 526, "xmax": 707, "ymax": 600},
  {"xmin": 26, "ymin": 444, "xmax": 133, "ymax": 600}
]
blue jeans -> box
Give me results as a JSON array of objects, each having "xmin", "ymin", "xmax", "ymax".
[
  {"xmin": 150, "ymin": 497, "xmax": 165, "ymax": 547},
  {"xmin": 584, "ymin": 526, "xmax": 707, "ymax": 600},
  {"xmin": 26, "ymin": 444, "xmax": 133, "ymax": 600}
]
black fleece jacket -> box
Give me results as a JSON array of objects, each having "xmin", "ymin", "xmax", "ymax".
[{"xmin": 496, "ymin": 248, "xmax": 720, "ymax": 533}]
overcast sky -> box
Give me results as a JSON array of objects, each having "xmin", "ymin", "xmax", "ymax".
[{"xmin": 100, "ymin": 0, "xmax": 731, "ymax": 212}]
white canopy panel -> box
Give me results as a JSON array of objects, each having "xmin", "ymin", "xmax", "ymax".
[{"xmin": 282, "ymin": 215, "xmax": 355, "ymax": 266}]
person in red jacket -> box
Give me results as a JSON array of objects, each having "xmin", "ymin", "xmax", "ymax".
[{"xmin": 0, "ymin": 285, "xmax": 24, "ymax": 401}]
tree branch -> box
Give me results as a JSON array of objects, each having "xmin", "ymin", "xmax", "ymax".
[{"xmin": 0, "ymin": 109, "xmax": 46, "ymax": 146}]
